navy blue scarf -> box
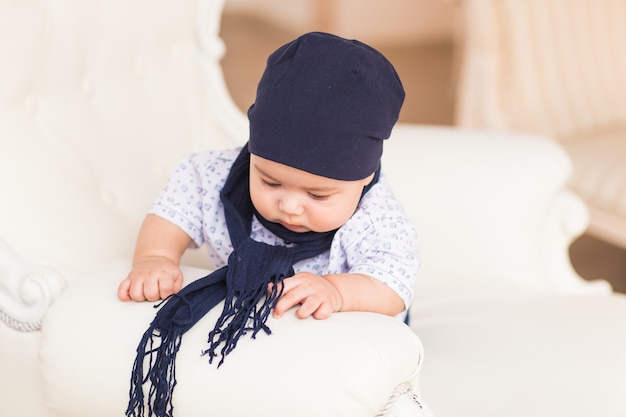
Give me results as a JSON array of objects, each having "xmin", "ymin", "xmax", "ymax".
[{"xmin": 126, "ymin": 144, "xmax": 379, "ymax": 417}]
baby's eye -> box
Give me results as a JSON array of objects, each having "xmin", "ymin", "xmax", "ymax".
[
  {"xmin": 308, "ymin": 192, "xmax": 330, "ymax": 201},
  {"xmin": 262, "ymin": 179, "xmax": 281, "ymax": 188}
]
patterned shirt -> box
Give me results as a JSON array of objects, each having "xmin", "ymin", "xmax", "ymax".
[{"xmin": 149, "ymin": 148, "xmax": 419, "ymax": 309}]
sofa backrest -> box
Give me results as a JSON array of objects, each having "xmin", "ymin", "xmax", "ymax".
[{"xmin": 0, "ymin": 0, "xmax": 247, "ymax": 282}]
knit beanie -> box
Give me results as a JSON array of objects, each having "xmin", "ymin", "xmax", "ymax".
[{"xmin": 247, "ymin": 31, "xmax": 405, "ymax": 181}]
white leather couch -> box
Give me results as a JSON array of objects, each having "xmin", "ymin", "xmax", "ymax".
[{"xmin": 1, "ymin": 1, "xmax": 626, "ymax": 417}]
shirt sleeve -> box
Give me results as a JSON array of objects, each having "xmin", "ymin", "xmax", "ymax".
[
  {"xmin": 147, "ymin": 149, "xmax": 233, "ymax": 248},
  {"xmin": 340, "ymin": 176, "xmax": 420, "ymax": 309}
]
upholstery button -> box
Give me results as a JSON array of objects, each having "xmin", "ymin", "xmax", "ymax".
[
  {"xmin": 207, "ymin": 38, "xmax": 225, "ymax": 59},
  {"xmin": 172, "ymin": 42, "xmax": 192, "ymax": 65},
  {"xmin": 24, "ymin": 95, "xmax": 37, "ymax": 117},
  {"xmin": 100, "ymin": 189, "xmax": 117, "ymax": 206},
  {"xmin": 172, "ymin": 43, "xmax": 182, "ymax": 59},
  {"xmin": 134, "ymin": 59, "xmax": 145, "ymax": 77},
  {"xmin": 81, "ymin": 78, "xmax": 94, "ymax": 96}
]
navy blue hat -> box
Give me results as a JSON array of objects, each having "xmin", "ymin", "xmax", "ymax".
[{"xmin": 248, "ymin": 32, "xmax": 405, "ymax": 181}]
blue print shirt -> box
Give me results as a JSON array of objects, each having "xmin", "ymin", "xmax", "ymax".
[{"xmin": 149, "ymin": 148, "xmax": 420, "ymax": 310}]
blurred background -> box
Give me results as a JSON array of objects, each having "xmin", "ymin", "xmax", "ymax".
[{"xmin": 218, "ymin": 0, "xmax": 626, "ymax": 292}]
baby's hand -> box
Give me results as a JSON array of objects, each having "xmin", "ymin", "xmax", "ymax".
[
  {"xmin": 272, "ymin": 272, "xmax": 343, "ymax": 320},
  {"xmin": 118, "ymin": 257, "xmax": 184, "ymax": 302}
]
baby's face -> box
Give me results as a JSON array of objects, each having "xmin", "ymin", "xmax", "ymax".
[{"xmin": 249, "ymin": 154, "xmax": 374, "ymax": 233}]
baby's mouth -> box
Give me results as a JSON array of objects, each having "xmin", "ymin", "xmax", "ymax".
[{"xmin": 280, "ymin": 221, "xmax": 306, "ymax": 232}]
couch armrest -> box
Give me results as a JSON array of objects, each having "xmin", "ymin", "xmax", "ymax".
[
  {"xmin": 383, "ymin": 124, "xmax": 611, "ymax": 294},
  {"xmin": 0, "ymin": 240, "xmax": 65, "ymax": 331},
  {"xmin": 0, "ymin": 240, "xmax": 65, "ymax": 417},
  {"xmin": 39, "ymin": 261, "xmax": 427, "ymax": 417}
]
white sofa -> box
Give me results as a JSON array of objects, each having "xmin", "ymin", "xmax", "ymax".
[{"xmin": 1, "ymin": 1, "xmax": 626, "ymax": 417}]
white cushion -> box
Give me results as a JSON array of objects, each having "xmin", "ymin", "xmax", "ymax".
[
  {"xmin": 40, "ymin": 261, "xmax": 424, "ymax": 417},
  {"xmin": 412, "ymin": 280, "xmax": 626, "ymax": 416},
  {"xmin": 384, "ymin": 125, "xmax": 605, "ymax": 293}
]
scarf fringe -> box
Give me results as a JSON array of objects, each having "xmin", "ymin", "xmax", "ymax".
[
  {"xmin": 203, "ymin": 276, "xmax": 285, "ymax": 366},
  {"xmin": 126, "ymin": 322, "xmax": 183, "ymax": 417},
  {"xmin": 125, "ymin": 276, "xmax": 283, "ymax": 417}
]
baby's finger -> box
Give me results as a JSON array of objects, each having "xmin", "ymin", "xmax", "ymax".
[
  {"xmin": 310, "ymin": 301, "xmax": 334, "ymax": 320},
  {"xmin": 117, "ymin": 279, "xmax": 132, "ymax": 301},
  {"xmin": 158, "ymin": 275, "xmax": 181, "ymax": 300},
  {"xmin": 294, "ymin": 296, "xmax": 322, "ymax": 319},
  {"xmin": 273, "ymin": 286, "xmax": 306, "ymax": 318},
  {"xmin": 127, "ymin": 279, "xmax": 149, "ymax": 302},
  {"xmin": 142, "ymin": 279, "xmax": 162, "ymax": 302}
]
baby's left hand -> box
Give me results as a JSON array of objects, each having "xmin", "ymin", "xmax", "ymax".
[{"xmin": 271, "ymin": 272, "xmax": 343, "ymax": 320}]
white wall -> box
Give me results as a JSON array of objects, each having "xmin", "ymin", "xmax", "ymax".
[
  {"xmin": 224, "ymin": 0, "xmax": 314, "ymax": 31},
  {"xmin": 223, "ymin": 0, "xmax": 457, "ymax": 45}
]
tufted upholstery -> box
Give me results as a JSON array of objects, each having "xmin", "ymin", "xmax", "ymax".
[
  {"xmin": 2, "ymin": 1, "xmax": 626, "ymax": 417},
  {"xmin": 0, "ymin": 0, "xmax": 245, "ymax": 283},
  {"xmin": 455, "ymin": 0, "xmax": 626, "ymax": 248}
]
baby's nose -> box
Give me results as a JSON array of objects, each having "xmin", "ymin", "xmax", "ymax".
[{"xmin": 278, "ymin": 195, "xmax": 304, "ymax": 215}]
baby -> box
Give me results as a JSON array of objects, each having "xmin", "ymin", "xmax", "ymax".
[
  {"xmin": 118, "ymin": 32, "xmax": 419, "ymax": 321},
  {"xmin": 122, "ymin": 31, "xmax": 420, "ymax": 417}
]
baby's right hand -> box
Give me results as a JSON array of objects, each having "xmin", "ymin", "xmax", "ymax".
[{"xmin": 118, "ymin": 257, "xmax": 184, "ymax": 302}]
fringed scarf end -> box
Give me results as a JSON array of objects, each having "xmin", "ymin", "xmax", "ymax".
[
  {"xmin": 126, "ymin": 322, "xmax": 184, "ymax": 417},
  {"xmin": 203, "ymin": 276, "xmax": 285, "ymax": 367}
]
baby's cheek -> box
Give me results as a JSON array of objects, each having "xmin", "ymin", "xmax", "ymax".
[
  {"xmin": 250, "ymin": 189, "xmax": 272, "ymax": 217},
  {"xmin": 308, "ymin": 205, "xmax": 355, "ymax": 232}
]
